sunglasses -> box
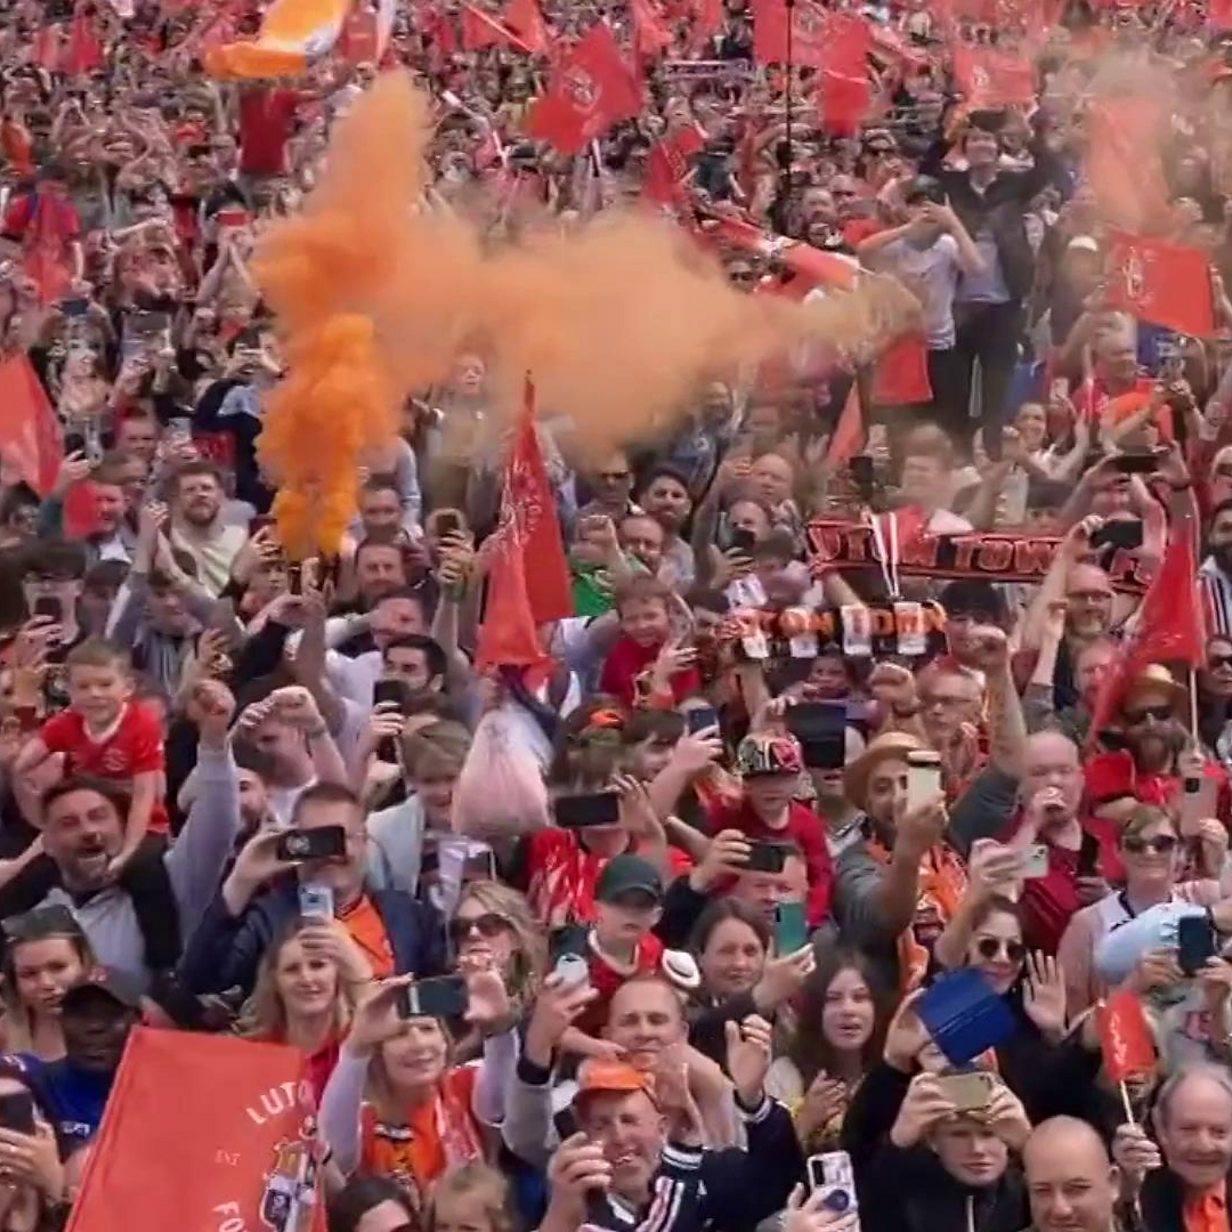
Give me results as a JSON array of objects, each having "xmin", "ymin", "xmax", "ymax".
[
  {"xmin": 975, "ymin": 937, "xmax": 1026, "ymax": 963},
  {"xmin": 448, "ymin": 912, "xmax": 508, "ymax": 944},
  {"xmin": 1125, "ymin": 704, "xmax": 1173, "ymax": 724},
  {"xmin": 1210, "ymin": 654, "xmax": 1232, "ymax": 669},
  {"xmin": 1122, "ymin": 833, "xmax": 1179, "ymax": 856}
]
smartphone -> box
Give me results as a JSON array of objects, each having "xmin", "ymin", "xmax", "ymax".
[
  {"xmin": 1077, "ymin": 830, "xmax": 1101, "ymax": 878},
  {"xmin": 1021, "ymin": 843, "xmax": 1050, "ymax": 879},
  {"xmin": 249, "ymin": 514, "xmax": 277, "ymax": 534},
  {"xmin": 373, "ymin": 679, "xmax": 410, "ymax": 709},
  {"xmin": 1090, "ymin": 520, "xmax": 1144, "ymax": 552},
  {"xmin": 849, "ymin": 454, "xmax": 875, "ymax": 494},
  {"xmin": 61, "ymin": 297, "xmax": 89, "ymax": 318},
  {"xmin": 436, "ymin": 511, "xmax": 462, "ymax": 537},
  {"xmin": 905, "ymin": 749, "xmax": 943, "ymax": 813},
  {"xmin": 789, "ymin": 702, "xmax": 847, "ymax": 770},
  {"xmin": 31, "ymin": 596, "xmax": 61, "ymax": 622},
  {"xmin": 806, "ymin": 1151, "xmax": 858, "ymax": 1219},
  {"xmin": 0, "ymin": 1092, "xmax": 35, "ymax": 1137},
  {"xmin": 774, "ymin": 900, "xmax": 809, "ymax": 954},
  {"xmin": 1178, "ymin": 914, "xmax": 1217, "ymax": 977},
  {"xmin": 287, "ymin": 563, "xmax": 303, "ymax": 596},
  {"xmin": 686, "ymin": 705, "xmax": 720, "ymax": 735},
  {"xmin": 405, "ymin": 975, "xmax": 469, "ymax": 1018},
  {"xmin": 937, "ymin": 1071, "xmax": 997, "ymax": 1113},
  {"xmin": 1180, "ymin": 775, "xmax": 1218, "ymax": 839},
  {"xmin": 729, "ymin": 526, "xmax": 757, "ymax": 554},
  {"xmin": 553, "ymin": 953, "xmax": 591, "ymax": 989},
  {"xmin": 1111, "ymin": 453, "xmax": 1159, "ymax": 475},
  {"xmin": 279, "ymin": 826, "xmax": 347, "ymax": 862},
  {"xmin": 554, "ymin": 792, "xmax": 621, "ymax": 829},
  {"xmin": 746, "ymin": 841, "xmax": 788, "ymax": 875},
  {"xmin": 297, "ymin": 882, "xmax": 335, "ymax": 919},
  {"xmin": 1049, "ymin": 377, "xmax": 1068, "ymax": 402}
]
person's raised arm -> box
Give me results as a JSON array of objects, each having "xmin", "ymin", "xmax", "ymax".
[{"xmin": 1020, "ymin": 514, "xmax": 1101, "ymax": 652}]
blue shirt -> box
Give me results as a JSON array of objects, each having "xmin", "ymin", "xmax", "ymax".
[{"xmin": 16, "ymin": 1054, "xmax": 114, "ymax": 1147}]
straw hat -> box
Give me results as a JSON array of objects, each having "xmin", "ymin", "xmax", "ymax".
[
  {"xmin": 843, "ymin": 731, "xmax": 924, "ymax": 812},
  {"xmin": 1120, "ymin": 663, "xmax": 1186, "ymax": 716}
]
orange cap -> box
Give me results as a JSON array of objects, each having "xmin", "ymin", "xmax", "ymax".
[{"xmin": 574, "ymin": 1060, "xmax": 658, "ymax": 1105}]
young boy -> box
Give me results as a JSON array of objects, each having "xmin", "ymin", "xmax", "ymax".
[
  {"xmin": 9, "ymin": 638, "xmax": 181, "ymax": 973},
  {"xmin": 559, "ymin": 853, "xmax": 668, "ymax": 1050},
  {"xmin": 599, "ymin": 576, "xmax": 701, "ymax": 707}
]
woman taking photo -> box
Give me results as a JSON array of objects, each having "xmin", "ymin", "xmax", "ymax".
[
  {"xmin": 0, "ymin": 1058, "xmax": 70, "ymax": 1232},
  {"xmin": 766, "ymin": 950, "xmax": 887, "ymax": 1153},
  {"xmin": 448, "ymin": 881, "xmax": 545, "ymax": 1062},
  {"xmin": 319, "ymin": 973, "xmax": 517, "ymax": 1221},
  {"xmin": 239, "ymin": 917, "xmax": 372, "ymax": 1101},
  {"xmin": 0, "ymin": 907, "xmax": 95, "ymax": 1062}
]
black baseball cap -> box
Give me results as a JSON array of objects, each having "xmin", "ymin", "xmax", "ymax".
[
  {"xmin": 596, "ymin": 854, "xmax": 664, "ymax": 905},
  {"xmin": 61, "ymin": 970, "xmax": 142, "ymax": 1014}
]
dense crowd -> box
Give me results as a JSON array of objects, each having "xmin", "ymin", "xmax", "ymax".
[{"xmin": 7, "ymin": 0, "xmax": 1232, "ymax": 1231}]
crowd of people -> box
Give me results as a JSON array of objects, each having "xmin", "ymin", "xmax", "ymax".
[{"xmin": 5, "ymin": 0, "xmax": 1232, "ymax": 1230}]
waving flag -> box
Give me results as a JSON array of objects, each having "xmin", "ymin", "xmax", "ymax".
[
  {"xmin": 1086, "ymin": 98, "xmax": 1169, "ymax": 234},
  {"xmin": 1097, "ymin": 990, "xmax": 1156, "ymax": 1083},
  {"xmin": 1105, "ymin": 231, "xmax": 1216, "ymax": 338},
  {"xmin": 204, "ymin": 0, "xmax": 351, "ymax": 79},
  {"xmin": 524, "ymin": 23, "xmax": 641, "ymax": 155},
  {"xmin": 752, "ymin": 0, "xmax": 832, "ymax": 67},
  {"xmin": 0, "ymin": 354, "xmax": 62, "ymax": 497},
  {"xmin": 953, "ymin": 45, "xmax": 1035, "ymax": 107}
]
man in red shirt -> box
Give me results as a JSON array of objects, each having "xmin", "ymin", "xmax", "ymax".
[{"xmin": 704, "ymin": 731, "xmax": 833, "ymax": 928}]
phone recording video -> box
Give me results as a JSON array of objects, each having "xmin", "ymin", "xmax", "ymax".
[
  {"xmin": 277, "ymin": 826, "xmax": 347, "ymax": 863},
  {"xmin": 787, "ymin": 701, "xmax": 847, "ymax": 770},
  {"xmin": 404, "ymin": 975, "xmax": 469, "ymax": 1019},
  {"xmin": 554, "ymin": 792, "xmax": 621, "ymax": 829}
]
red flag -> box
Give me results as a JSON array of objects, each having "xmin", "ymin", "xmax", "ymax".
[
  {"xmin": 460, "ymin": 3, "xmax": 503, "ymax": 50},
  {"xmin": 475, "ymin": 379, "xmax": 572, "ymax": 672},
  {"xmin": 752, "ymin": 0, "xmax": 831, "ymax": 67},
  {"xmin": 632, "ymin": 0, "xmax": 673, "ymax": 58},
  {"xmin": 826, "ymin": 382, "xmax": 864, "ymax": 468},
  {"xmin": 338, "ymin": 4, "xmax": 380, "ymax": 62},
  {"xmin": 703, "ymin": 214, "xmax": 859, "ymax": 293},
  {"xmin": 688, "ymin": 0, "xmax": 722, "ymax": 47},
  {"xmin": 63, "ymin": 3, "xmax": 104, "ymax": 75},
  {"xmin": 820, "ymin": 68, "xmax": 871, "ymax": 135},
  {"xmin": 1089, "ymin": 512, "xmax": 1206, "ymax": 737},
  {"xmin": 952, "ymin": 45, "xmax": 1036, "ymax": 107},
  {"xmin": 67, "ymin": 1028, "xmax": 326, "ymax": 1232},
  {"xmin": 871, "ymin": 332, "xmax": 932, "ymax": 406},
  {"xmin": 523, "ymin": 24, "xmax": 641, "ymax": 155},
  {"xmin": 1086, "ymin": 98, "xmax": 1169, "ymax": 234},
  {"xmin": 643, "ymin": 128, "xmax": 699, "ymax": 209},
  {"xmin": 503, "ymin": 0, "xmax": 550, "ymax": 54},
  {"xmin": 0, "ymin": 355, "xmax": 62, "ymax": 497},
  {"xmin": 1097, "ymin": 990, "xmax": 1157, "ymax": 1082},
  {"xmin": 1104, "ymin": 231, "xmax": 1217, "ymax": 338},
  {"xmin": 32, "ymin": 23, "xmax": 63, "ymax": 71}
]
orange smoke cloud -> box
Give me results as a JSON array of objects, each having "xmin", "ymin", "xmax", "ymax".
[{"xmin": 255, "ymin": 73, "xmax": 917, "ymax": 553}]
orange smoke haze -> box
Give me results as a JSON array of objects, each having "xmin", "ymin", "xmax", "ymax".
[{"xmin": 255, "ymin": 72, "xmax": 918, "ymax": 554}]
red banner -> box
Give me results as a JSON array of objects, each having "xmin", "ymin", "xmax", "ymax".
[{"xmin": 1105, "ymin": 231, "xmax": 1216, "ymax": 338}]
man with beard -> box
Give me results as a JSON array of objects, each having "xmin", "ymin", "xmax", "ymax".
[
  {"xmin": 639, "ymin": 464, "xmax": 695, "ymax": 589},
  {"xmin": 168, "ymin": 460, "xmax": 249, "ymax": 595},
  {"xmin": 1086, "ymin": 664, "xmax": 1230, "ymax": 826},
  {"xmin": 17, "ymin": 973, "xmax": 141, "ymax": 1148},
  {"xmin": 1113, "ymin": 1065, "xmax": 1232, "ymax": 1230},
  {"xmin": 1200, "ymin": 499, "xmax": 1232, "ymax": 637}
]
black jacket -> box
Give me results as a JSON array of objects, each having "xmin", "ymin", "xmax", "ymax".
[
  {"xmin": 1136, "ymin": 1164, "xmax": 1232, "ymax": 1232},
  {"xmin": 919, "ymin": 130, "xmax": 1066, "ymax": 303}
]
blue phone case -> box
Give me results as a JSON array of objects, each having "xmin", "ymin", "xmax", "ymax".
[{"xmin": 917, "ymin": 967, "xmax": 1017, "ymax": 1065}]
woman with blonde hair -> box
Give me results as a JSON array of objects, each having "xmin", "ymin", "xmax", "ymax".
[
  {"xmin": 238, "ymin": 916, "xmax": 373, "ymax": 1101},
  {"xmin": 428, "ymin": 1161, "xmax": 515, "ymax": 1232}
]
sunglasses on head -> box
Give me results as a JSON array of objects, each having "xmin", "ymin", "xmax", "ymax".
[
  {"xmin": 975, "ymin": 937, "xmax": 1026, "ymax": 963},
  {"xmin": 1122, "ymin": 833, "xmax": 1179, "ymax": 856},
  {"xmin": 448, "ymin": 912, "xmax": 507, "ymax": 944},
  {"xmin": 1125, "ymin": 704, "xmax": 1172, "ymax": 724}
]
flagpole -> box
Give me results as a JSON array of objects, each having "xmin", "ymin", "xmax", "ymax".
[{"xmin": 777, "ymin": 0, "xmax": 795, "ymax": 227}]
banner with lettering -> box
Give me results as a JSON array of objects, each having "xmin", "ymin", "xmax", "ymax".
[
  {"xmin": 68, "ymin": 1028, "xmax": 326, "ymax": 1232},
  {"xmin": 806, "ymin": 520, "xmax": 1150, "ymax": 595}
]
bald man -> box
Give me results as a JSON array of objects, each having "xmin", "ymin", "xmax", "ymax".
[{"xmin": 1023, "ymin": 1117, "xmax": 1121, "ymax": 1232}]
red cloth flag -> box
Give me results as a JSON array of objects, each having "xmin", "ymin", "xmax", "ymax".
[
  {"xmin": 461, "ymin": 3, "xmax": 503, "ymax": 49},
  {"xmin": 1086, "ymin": 98, "xmax": 1169, "ymax": 234},
  {"xmin": 63, "ymin": 3, "xmax": 105, "ymax": 75},
  {"xmin": 952, "ymin": 45, "xmax": 1036, "ymax": 107},
  {"xmin": 475, "ymin": 378, "xmax": 572, "ymax": 674},
  {"xmin": 643, "ymin": 128, "xmax": 700, "ymax": 210},
  {"xmin": 503, "ymin": 0, "xmax": 550, "ymax": 54},
  {"xmin": 1089, "ymin": 512, "xmax": 1206, "ymax": 738},
  {"xmin": 871, "ymin": 332, "xmax": 932, "ymax": 406},
  {"xmin": 339, "ymin": 4, "xmax": 380, "ymax": 62},
  {"xmin": 752, "ymin": 0, "xmax": 831, "ymax": 67},
  {"xmin": 67, "ymin": 1028, "xmax": 326, "ymax": 1232},
  {"xmin": 632, "ymin": 0, "xmax": 673, "ymax": 59},
  {"xmin": 1105, "ymin": 231, "xmax": 1216, "ymax": 338},
  {"xmin": 524, "ymin": 24, "xmax": 641, "ymax": 155},
  {"xmin": 0, "ymin": 355, "xmax": 62, "ymax": 497},
  {"xmin": 688, "ymin": 0, "xmax": 722, "ymax": 48},
  {"xmin": 32, "ymin": 24, "xmax": 63, "ymax": 71},
  {"xmin": 820, "ymin": 68, "xmax": 871, "ymax": 135},
  {"xmin": 825, "ymin": 382, "xmax": 864, "ymax": 468},
  {"xmin": 1097, "ymin": 989, "xmax": 1157, "ymax": 1082}
]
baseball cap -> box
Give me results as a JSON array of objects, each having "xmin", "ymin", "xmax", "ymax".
[
  {"xmin": 595, "ymin": 854, "xmax": 664, "ymax": 904},
  {"xmin": 735, "ymin": 731, "xmax": 803, "ymax": 779},
  {"xmin": 574, "ymin": 1059, "xmax": 658, "ymax": 1106},
  {"xmin": 61, "ymin": 970, "xmax": 143, "ymax": 1014}
]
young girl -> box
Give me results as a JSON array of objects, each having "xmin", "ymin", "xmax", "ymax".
[{"xmin": 428, "ymin": 1162, "xmax": 515, "ymax": 1232}]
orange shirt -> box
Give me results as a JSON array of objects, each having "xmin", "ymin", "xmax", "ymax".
[
  {"xmin": 359, "ymin": 1067, "xmax": 481, "ymax": 1205},
  {"xmin": 338, "ymin": 894, "xmax": 395, "ymax": 978},
  {"xmin": 1185, "ymin": 1182, "xmax": 1231, "ymax": 1232}
]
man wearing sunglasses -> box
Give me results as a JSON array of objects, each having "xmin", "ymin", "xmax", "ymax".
[{"xmin": 1086, "ymin": 664, "xmax": 1230, "ymax": 829}]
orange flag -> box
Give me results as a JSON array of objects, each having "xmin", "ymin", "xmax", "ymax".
[
  {"xmin": 68, "ymin": 1028, "xmax": 326, "ymax": 1232},
  {"xmin": 0, "ymin": 354, "xmax": 63, "ymax": 496}
]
